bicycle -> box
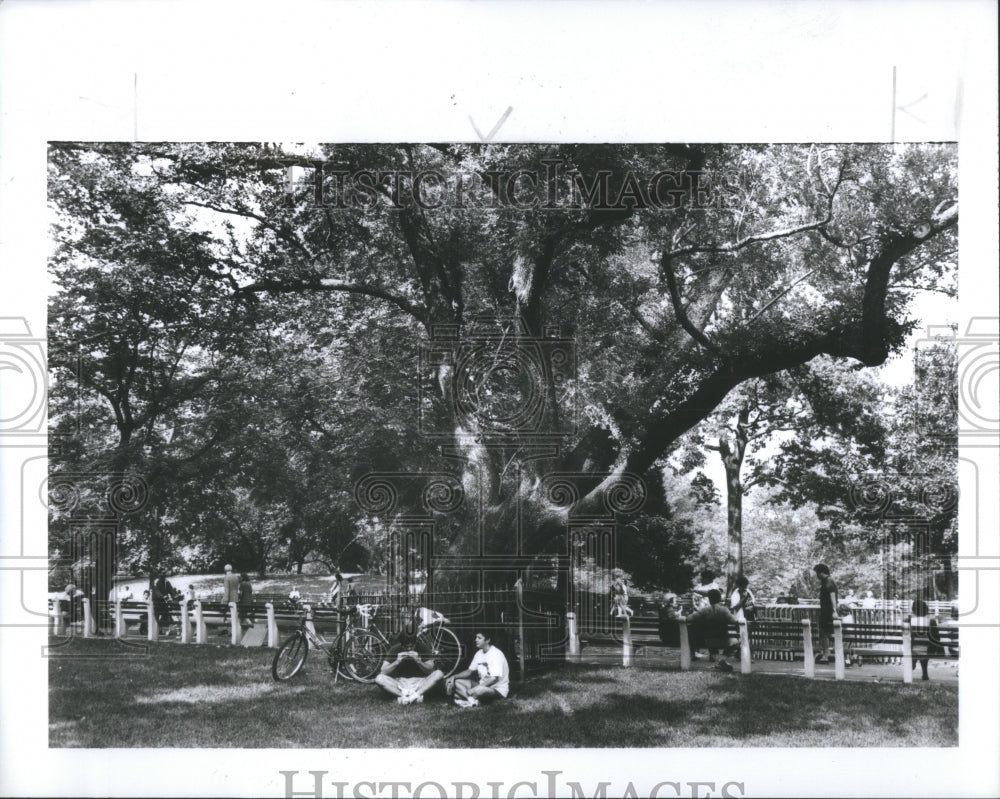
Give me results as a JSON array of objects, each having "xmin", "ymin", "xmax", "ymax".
[
  {"xmin": 272, "ymin": 604, "xmax": 386, "ymax": 683},
  {"xmin": 272, "ymin": 603, "xmax": 464, "ymax": 683},
  {"xmin": 342, "ymin": 604, "xmax": 464, "ymax": 678},
  {"xmin": 412, "ymin": 606, "xmax": 464, "ymax": 678}
]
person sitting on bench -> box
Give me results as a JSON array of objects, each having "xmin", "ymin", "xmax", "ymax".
[
  {"xmin": 685, "ymin": 589, "xmax": 737, "ymax": 672},
  {"xmin": 374, "ymin": 626, "xmax": 444, "ymax": 705}
]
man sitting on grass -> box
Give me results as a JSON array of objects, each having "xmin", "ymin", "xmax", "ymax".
[
  {"xmin": 374, "ymin": 627, "xmax": 444, "ymax": 705},
  {"xmin": 685, "ymin": 589, "xmax": 738, "ymax": 672},
  {"xmin": 446, "ymin": 630, "xmax": 510, "ymax": 707}
]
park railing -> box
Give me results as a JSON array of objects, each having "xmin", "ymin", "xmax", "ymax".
[{"xmin": 49, "ymin": 584, "xmax": 567, "ymax": 680}]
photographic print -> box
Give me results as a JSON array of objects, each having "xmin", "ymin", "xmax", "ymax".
[
  {"xmin": 44, "ymin": 139, "xmax": 963, "ymax": 739},
  {"xmin": 2, "ymin": 3, "xmax": 998, "ymax": 798}
]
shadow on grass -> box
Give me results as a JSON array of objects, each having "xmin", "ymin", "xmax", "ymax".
[{"xmin": 49, "ymin": 637, "xmax": 957, "ymax": 748}]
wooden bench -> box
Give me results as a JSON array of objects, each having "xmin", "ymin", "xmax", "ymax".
[
  {"xmin": 843, "ymin": 622, "xmax": 958, "ymax": 683},
  {"xmin": 746, "ymin": 619, "xmax": 815, "ymax": 663}
]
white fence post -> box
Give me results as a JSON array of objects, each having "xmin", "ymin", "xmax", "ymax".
[
  {"xmin": 266, "ymin": 602, "xmax": 278, "ymax": 648},
  {"xmin": 147, "ymin": 599, "xmax": 158, "ymax": 641},
  {"xmin": 902, "ymin": 623, "xmax": 913, "ymax": 684},
  {"xmin": 51, "ymin": 598, "xmax": 64, "ymax": 635},
  {"xmin": 679, "ymin": 618, "xmax": 691, "ymax": 670},
  {"xmin": 180, "ymin": 600, "xmax": 191, "ymax": 643},
  {"xmin": 194, "ymin": 600, "xmax": 206, "ymax": 644},
  {"xmin": 566, "ymin": 611, "xmax": 580, "ymax": 661},
  {"xmin": 802, "ymin": 619, "xmax": 815, "ymax": 679},
  {"xmin": 738, "ymin": 620, "xmax": 752, "ymax": 674},
  {"xmin": 229, "ymin": 602, "xmax": 240, "ymax": 644},
  {"xmin": 833, "ymin": 619, "xmax": 845, "ymax": 680},
  {"xmin": 115, "ymin": 600, "xmax": 126, "ymax": 638},
  {"xmin": 82, "ymin": 598, "xmax": 93, "ymax": 638},
  {"xmin": 622, "ymin": 614, "xmax": 632, "ymax": 668}
]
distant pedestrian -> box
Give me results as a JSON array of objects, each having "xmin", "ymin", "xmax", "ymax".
[
  {"xmin": 610, "ymin": 570, "xmax": 633, "ymax": 618},
  {"xmin": 692, "ymin": 569, "xmax": 722, "ymax": 611},
  {"xmin": 138, "ymin": 589, "xmax": 151, "ymax": 635},
  {"xmin": 152, "ymin": 574, "xmax": 181, "ymax": 634},
  {"xmin": 220, "ymin": 564, "xmax": 240, "ymax": 630},
  {"xmin": 861, "ymin": 590, "xmax": 876, "ymax": 610},
  {"xmin": 814, "ymin": 564, "xmax": 839, "ymax": 664},
  {"xmin": 690, "ymin": 569, "xmax": 723, "ymax": 658},
  {"xmin": 329, "ymin": 572, "xmax": 343, "ymax": 606},
  {"xmin": 238, "ymin": 573, "xmax": 255, "ymax": 627},
  {"xmin": 908, "ymin": 599, "xmax": 938, "ymax": 681}
]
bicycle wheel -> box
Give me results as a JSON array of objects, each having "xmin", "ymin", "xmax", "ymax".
[
  {"xmin": 272, "ymin": 632, "xmax": 309, "ymax": 681},
  {"xmin": 342, "ymin": 630, "xmax": 387, "ymax": 683},
  {"xmin": 417, "ymin": 625, "xmax": 463, "ymax": 677}
]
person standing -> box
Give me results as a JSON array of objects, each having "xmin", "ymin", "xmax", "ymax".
[
  {"xmin": 152, "ymin": 573, "xmax": 181, "ymax": 635},
  {"xmin": 220, "ymin": 564, "xmax": 240, "ymax": 632},
  {"xmin": 690, "ymin": 569, "xmax": 723, "ymax": 658},
  {"xmin": 329, "ymin": 572, "xmax": 343, "ymax": 607},
  {"xmin": 138, "ymin": 589, "xmax": 151, "ymax": 636},
  {"xmin": 907, "ymin": 598, "xmax": 937, "ymax": 681},
  {"xmin": 814, "ymin": 563, "xmax": 839, "ymax": 664},
  {"xmin": 238, "ymin": 573, "xmax": 255, "ymax": 628},
  {"xmin": 610, "ymin": 570, "xmax": 633, "ymax": 618}
]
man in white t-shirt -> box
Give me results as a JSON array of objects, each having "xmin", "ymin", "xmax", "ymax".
[{"xmin": 446, "ymin": 630, "xmax": 509, "ymax": 707}]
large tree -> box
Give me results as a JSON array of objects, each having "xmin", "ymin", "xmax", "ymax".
[{"xmin": 48, "ymin": 142, "xmax": 958, "ymax": 588}]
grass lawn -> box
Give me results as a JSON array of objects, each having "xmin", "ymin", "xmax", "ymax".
[{"xmin": 49, "ymin": 637, "xmax": 957, "ymax": 748}]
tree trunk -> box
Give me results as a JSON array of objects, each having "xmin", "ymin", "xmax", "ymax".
[{"xmin": 719, "ymin": 407, "xmax": 750, "ymax": 594}]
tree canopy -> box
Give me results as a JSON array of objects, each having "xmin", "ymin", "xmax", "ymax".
[{"xmin": 47, "ymin": 142, "xmax": 958, "ymax": 590}]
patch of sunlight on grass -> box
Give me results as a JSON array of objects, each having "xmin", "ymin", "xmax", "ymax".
[{"xmin": 136, "ymin": 682, "xmax": 301, "ymax": 704}]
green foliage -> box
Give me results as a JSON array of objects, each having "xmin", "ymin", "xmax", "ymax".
[{"xmin": 47, "ymin": 142, "xmax": 958, "ymax": 583}]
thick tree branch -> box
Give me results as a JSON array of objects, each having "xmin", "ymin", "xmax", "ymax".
[
  {"xmin": 237, "ymin": 277, "xmax": 427, "ymax": 323},
  {"xmin": 660, "ymin": 253, "xmax": 722, "ymax": 356}
]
